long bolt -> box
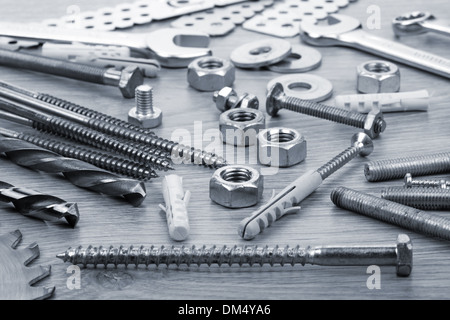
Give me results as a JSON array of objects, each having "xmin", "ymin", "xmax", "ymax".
[
  {"xmin": 0, "ymin": 49, "xmax": 143, "ymax": 98},
  {"xmin": 266, "ymin": 83, "xmax": 386, "ymax": 139},
  {"xmin": 381, "ymin": 186, "xmax": 450, "ymax": 210},
  {"xmin": 364, "ymin": 152, "xmax": 450, "ymax": 182},
  {"xmin": 238, "ymin": 132, "xmax": 374, "ymax": 240},
  {"xmin": 56, "ymin": 234, "xmax": 412, "ymax": 276},
  {"xmin": 331, "ymin": 186, "xmax": 450, "ymax": 241},
  {"xmin": 0, "ymin": 127, "xmax": 158, "ymax": 181},
  {"xmin": 404, "ymin": 173, "xmax": 450, "ymax": 189}
]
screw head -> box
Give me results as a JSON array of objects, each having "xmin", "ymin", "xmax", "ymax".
[
  {"xmin": 266, "ymin": 82, "xmax": 285, "ymax": 116},
  {"xmin": 404, "ymin": 173, "xmax": 413, "ymax": 187},
  {"xmin": 214, "ymin": 87, "xmax": 237, "ymax": 112},
  {"xmin": 396, "ymin": 234, "xmax": 413, "ymax": 277},
  {"xmin": 119, "ymin": 66, "xmax": 144, "ymax": 98},
  {"xmin": 351, "ymin": 132, "xmax": 374, "ymax": 157}
]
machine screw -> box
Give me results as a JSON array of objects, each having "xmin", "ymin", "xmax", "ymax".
[
  {"xmin": 381, "ymin": 186, "xmax": 450, "ymax": 210},
  {"xmin": 57, "ymin": 234, "xmax": 412, "ymax": 276},
  {"xmin": 404, "ymin": 173, "xmax": 450, "ymax": 189},
  {"xmin": 128, "ymin": 85, "xmax": 162, "ymax": 128},
  {"xmin": 266, "ymin": 83, "xmax": 386, "ymax": 139},
  {"xmin": 364, "ymin": 152, "xmax": 450, "ymax": 182},
  {"xmin": 331, "ymin": 186, "xmax": 450, "ymax": 241},
  {"xmin": 0, "ymin": 49, "xmax": 143, "ymax": 98},
  {"xmin": 212, "ymin": 87, "xmax": 259, "ymax": 112}
]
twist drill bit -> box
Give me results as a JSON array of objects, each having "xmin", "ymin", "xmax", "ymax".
[
  {"xmin": 0, "ymin": 100, "xmax": 174, "ymax": 171},
  {"xmin": 0, "ymin": 181, "xmax": 79, "ymax": 227},
  {"xmin": 0, "ymin": 136, "xmax": 146, "ymax": 207},
  {"xmin": 56, "ymin": 234, "xmax": 412, "ymax": 276},
  {"xmin": 0, "ymin": 127, "xmax": 158, "ymax": 181},
  {"xmin": 0, "ymin": 82, "xmax": 227, "ymax": 168}
]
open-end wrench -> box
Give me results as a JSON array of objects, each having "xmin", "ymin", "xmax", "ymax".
[
  {"xmin": 393, "ymin": 11, "xmax": 450, "ymax": 38},
  {"xmin": 300, "ymin": 14, "xmax": 450, "ymax": 79},
  {"xmin": 0, "ymin": 23, "xmax": 211, "ymax": 68}
]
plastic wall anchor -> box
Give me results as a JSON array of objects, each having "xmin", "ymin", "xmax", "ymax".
[{"xmin": 159, "ymin": 174, "xmax": 190, "ymax": 241}]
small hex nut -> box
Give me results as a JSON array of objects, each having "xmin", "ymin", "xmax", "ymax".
[
  {"xmin": 187, "ymin": 56, "xmax": 235, "ymax": 92},
  {"xmin": 258, "ymin": 127, "xmax": 307, "ymax": 168},
  {"xmin": 357, "ymin": 60, "xmax": 400, "ymax": 93},
  {"xmin": 219, "ymin": 109, "xmax": 265, "ymax": 147},
  {"xmin": 210, "ymin": 165, "xmax": 264, "ymax": 208},
  {"xmin": 238, "ymin": 93, "xmax": 259, "ymax": 109},
  {"xmin": 128, "ymin": 107, "xmax": 162, "ymax": 128},
  {"xmin": 363, "ymin": 110, "xmax": 385, "ymax": 139}
]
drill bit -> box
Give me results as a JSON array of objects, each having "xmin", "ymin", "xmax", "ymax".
[
  {"xmin": 0, "ymin": 127, "xmax": 158, "ymax": 181},
  {"xmin": 0, "ymin": 181, "xmax": 79, "ymax": 227},
  {"xmin": 0, "ymin": 135, "xmax": 146, "ymax": 207}
]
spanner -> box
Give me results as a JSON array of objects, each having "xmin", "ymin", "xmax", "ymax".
[
  {"xmin": 393, "ymin": 11, "xmax": 450, "ymax": 38},
  {"xmin": 300, "ymin": 14, "xmax": 450, "ymax": 79},
  {"xmin": 0, "ymin": 23, "xmax": 211, "ymax": 68}
]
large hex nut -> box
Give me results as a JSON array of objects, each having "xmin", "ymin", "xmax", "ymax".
[
  {"xmin": 209, "ymin": 165, "xmax": 264, "ymax": 208},
  {"xmin": 219, "ymin": 109, "xmax": 265, "ymax": 147},
  {"xmin": 258, "ymin": 127, "xmax": 307, "ymax": 168},
  {"xmin": 187, "ymin": 56, "xmax": 235, "ymax": 92},
  {"xmin": 357, "ymin": 60, "xmax": 400, "ymax": 93}
]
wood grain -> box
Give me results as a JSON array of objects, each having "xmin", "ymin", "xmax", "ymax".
[{"xmin": 0, "ymin": 0, "xmax": 449, "ymax": 300}]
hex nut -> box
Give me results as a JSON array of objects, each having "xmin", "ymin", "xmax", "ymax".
[
  {"xmin": 363, "ymin": 110, "xmax": 385, "ymax": 139},
  {"xmin": 209, "ymin": 165, "xmax": 264, "ymax": 208},
  {"xmin": 357, "ymin": 60, "xmax": 400, "ymax": 93},
  {"xmin": 128, "ymin": 107, "xmax": 162, "ymax": 128},
  {"xmin": 258, "ymin": 127, "xmax": 307, "ymax": 168},
  {"xmin": 187, "ymin": 56, "xmax": 235, "ymax": 92},
  {"xmin": 219, "ymin": 109, "xmax": 265, "ymax": 147}
]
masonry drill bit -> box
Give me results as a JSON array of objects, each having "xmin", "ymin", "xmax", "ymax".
[
  {"xmin": 0, "ymin": 127, "xmax": 158, "ymax": 181},
  {"xmin": 0, "ymin": 181, "xmax": 79, "ymax": 227},
  {"xmin": 0, "ymin": 100, "xmax": 174, "ymax": 171},
  {"xmin": 56, "ymin": 234, "xmax": 413, "ymax": 276},
  {"xmin": 0, "ymin": 136, "xmax": 146, "ymax": 206},
  {"xmin": 0, "ymin": 81, "xmax": 227, "ymax": 168}
]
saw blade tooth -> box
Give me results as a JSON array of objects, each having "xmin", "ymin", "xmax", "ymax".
[
  {"xmin": 24, "ymin": 265, "xmax": 52, "ymax": 285},
  {"xmin": 23, "ymin": 285, "xmax": 56, "ymax": 300},
  {"xmin": 21, "ymin": 242, "xmax": 40, "ymax": 265},
  {"xmin": 0, "ymin": 229, "xmax": 23, "ymax": 248}
]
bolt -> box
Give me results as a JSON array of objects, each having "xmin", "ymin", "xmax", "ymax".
[
  {"xmin": 56, "ymin": 234, "xmax": 412, "ymax": 276},
  {"xmin": 331, "ymin": 186, "xmax": 450, "ymax": 242},
  {"xmin": 266, "ymin": 83, "xmax": 387, "ymax": 139},
  {"xmin": 381, "ymin": 186, "xmax": 450, "ymax": 210},
  {"xmin": 404, "ymin": 173, "xmax": 450, "ymax": 189},
  {"xmin": 212, "ymin": 87, "xmax": 259, "ymax": 112},
  {"xmin": 364, "ymin": 152, "xmax": 450, "ymax": 182},
  {"xmin": 0, "ymin": 49, "xmax": 144, "ymax": 98},
  {"xmin": 128, "ymin": 85, "xmax": 162, "ymax": 128}
]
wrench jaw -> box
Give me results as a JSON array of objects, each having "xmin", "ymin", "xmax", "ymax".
[
  {"xmin": 299, "ymin": 14, "xmax": 363, "ymax": 47},
  {"xmin": 145, "ymin": 28, "xmax": 212, "ymax": 68},
  {"xmin": 392, "ymin": 11, "xmax": 434, "ymax": 37}
]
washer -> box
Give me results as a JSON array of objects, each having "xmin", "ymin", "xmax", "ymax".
[
  {"xmin": 230, "ymin": 39, "xmax": 292, "ymax": 69},
  {"xmin": 266, "ymin": 74, "xmax": 333, "ymax": 102},
  {"xmin": 267, "ymin": 45, "xmax": 322, "ymax": 73}
]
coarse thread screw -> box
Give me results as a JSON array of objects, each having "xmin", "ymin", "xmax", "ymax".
[
  {"xmin": 128, "ymin": 85, "xmax": 162, "ymax": 129},
  {"xmin": 331, "ymin": 186, "xmax": 450, "ymax": 241},
  {"xmin": 381, "ymin": 186, "xmax": 450, "ymax": 210},
  {"xmin": 404, "ymin": 173, "xmax": 450, "ymax": 189},
  {"xmin": 364, "ymin": 152, "xmax": 450, "ymax": 182},
  {"xmin": 266, "ymin": 83, "xmax": 386, "ymax": 139},
  {"xmin": 57, "ymin": 234, "xmax": 412, "ymax": 277}
]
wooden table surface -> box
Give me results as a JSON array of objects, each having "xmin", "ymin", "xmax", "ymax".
[{"xmin": 0, "ymin": 0, "xmax": 449, "ymax": 300}]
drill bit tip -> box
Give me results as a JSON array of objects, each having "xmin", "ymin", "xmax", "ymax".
[{"xmin": 63, "ymin": 203, "xmax": 80, "ymax": 228}]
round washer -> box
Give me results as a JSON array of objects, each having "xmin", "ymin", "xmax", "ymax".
[
  {"xmin": 266, "ymin": 74, "xmax": 333, "ymax": 102},
  {"xmin": 230, "ymin": 39, "xmax": 292, "ymax": 69},
  {"xmin": 267, "ymin": 45, "xmax": 322, "ymax": 73}
]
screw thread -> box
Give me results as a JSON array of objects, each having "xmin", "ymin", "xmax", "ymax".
[
  {"xmin": 381, "ymin": 187, "xmax": 450, "ymax": 210},
  {"xmin": 317, "ymin": 146, "xmax": 361, "ymax": 180},
  {"xmin": 135, "ymin": 85, "xmax": 153, "ymax": 115},
  {"xmin": 331, "ymin": 186, "xmax": 450, "ymax": 240},
  {"xmin": 34, "ymin": 93, "xmax": 155, "ymax": 136},
  {"xmin": 364, "ymin": 152, "xmax": 450, "ymax": 182},
  {"xmin": 407, "ymin": 179, "xmax": 450, "ymax": 189},
  {"xmin": 18, "ymin": 133, "xmax": 157, "ymax": 181}
]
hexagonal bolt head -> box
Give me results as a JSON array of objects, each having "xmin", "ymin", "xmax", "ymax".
[
  {"xmin": 258, "ymin": 127, "xmax": 307, "ymax": 168},
  {"xmin": 118, "ymin": 66, "xmax": 145, "ymax": 98},
  {"xmin": 219, "ymin": 109, "xmax": 266, "ymax": 147},
  {"xmin": 213, "ymin": 87, "xmax": 238, "ymax": 112},
  {"xmin": 209, "ymin": 165, "xmax": 264, "ymax": 208},
  {"xmin": 187, "ymin": 56, "xmax": 235, "ymax": 92},
  {"xmin": 128, "ymin": 107, "xmax": 162, "ymax": 128},
  {"xmin": 363, "ymin": 109, "xmax": 386, "ymax": 139},
  {"xmin": 357, "ymin": 60, "xmax": 401, "ymax": 94},
  {"xmin": 396, "ymin": 234, "xmax": 413, "ymax": 277}
]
